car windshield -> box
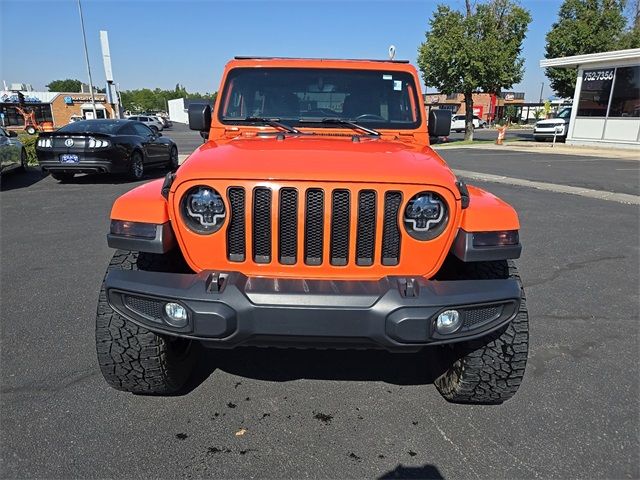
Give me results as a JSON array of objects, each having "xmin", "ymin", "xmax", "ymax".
[
  {"xmin": 58, "ymin": 120, "xmax": 122, "ymax": 134},
  {"xmin": 219, "ymin": 67, "xmax": 421, "ymax": 130},
  {"xmin": 556, "ymin": 108, "xmax": 572, "ymax": 119}
]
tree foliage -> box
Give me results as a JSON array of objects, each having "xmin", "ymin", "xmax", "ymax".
[
  {"xmin": 119, "ymin": 84, "xmax": 216, "ymax": 113},
  {"xmin": 46, "ymin": 79, "xmax": 83, "ymax": 92},
  {"xmin": 544, "ymin": 0, "xmax": 639, "ymax": 98},
  {"xmin": 417, "ymin": 0, "xmax": 531, "ymax": 140}
]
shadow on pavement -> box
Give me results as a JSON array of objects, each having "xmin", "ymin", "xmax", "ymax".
[
  {"xmin": 60, "ymin": 169, "xmax": 167, "ymax": 185},
  {"xmin": 379, "ymin": 463, "xmax": 444, "ymax": 479},
  {"xmin": 177, "ymin": 346, "xmax": 449, "ymax": 394},
  {"xmin": 0, "ymin": 167, "xmax": 48, "ymax": 191}
]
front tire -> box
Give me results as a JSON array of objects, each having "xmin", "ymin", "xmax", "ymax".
[
  {"xmin": 25, "ymin": 126, "xmax": 36, "ymax": 135},
  {"xmin": 19, "ymin": 148, "xmax": 28, "ymax": 171},
  {"xmin": 96, "ymin": 250, "xmax": 196, "ymax": 394},
  {"xmin": 434, "ymin": 260, "xmax": 529, "ymax": 404},
  {"xmin": 168, "ymin": 145, "xmax": 179, "ymax": 171},
  {"xmin": 129, "ymin": 151, "xmax": 144, "ymax": 180}
]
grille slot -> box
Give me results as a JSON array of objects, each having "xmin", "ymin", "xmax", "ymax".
[
  {"xmin": 227, "ymin": 187, "xmax": 246, "ymax": 262},
  {"xmin": 304, "ymin": 189, "xmax": 324, "ymax": 265},
  {"xmin": 330, "ymin": 189, "xmax": 350, "ymax": 266},
  {"xmin": 279, "ymin": 188, "xmax": 298, "ymax": 265},
  {"xmin": 462, "ymin": 306, "xmax": 503, "ymax": 329},
  {"xmin": 125, "ymin": 296, "xmax": 163, "ymax": 322},
  {"xmin": 381, "ymin": 191, "xmax": 402, "ymax": 266},
  {"xmin": 252, "ymin": 188, "xmax": 272, "ymax": 263},
  {"xmin": 356, "ymin": 190, "xmax": 376, "ymax": 266}
]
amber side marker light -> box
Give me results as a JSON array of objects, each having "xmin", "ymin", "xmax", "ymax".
[
  {"xmin": 472, "ymin": 230, "xmax": 519, "ymax": 247},
  {"xmin": 110, "ymin": 220, "xmax": 157, "ymax": 239}
]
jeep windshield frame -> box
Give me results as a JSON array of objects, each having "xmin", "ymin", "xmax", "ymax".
[{"xmin": 218, "ymin": 67, "xmax": 422, "ymax": 131}]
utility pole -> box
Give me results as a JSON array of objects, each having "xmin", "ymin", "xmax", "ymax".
[
  {"xmin": 538, "ymin": 82, "xmax": 544, "ymax": 104},
  {"xmin": 77, "ymin": 0, "xmax": 97, "ymax": 118}
]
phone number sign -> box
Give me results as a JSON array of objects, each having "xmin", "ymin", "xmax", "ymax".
[{"xmin": 583, "ymin": 69, "xmax": 615, "ymax": 82}]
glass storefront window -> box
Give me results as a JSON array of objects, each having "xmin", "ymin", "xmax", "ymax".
[
  {"xmin": 608, "ymin": 65, "xmax": 640, "ymax": 117},
  {"xmin": 577, "ymin": 69, "xmax": 615, "ymax": 117}
]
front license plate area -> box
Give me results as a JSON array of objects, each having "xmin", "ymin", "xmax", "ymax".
[{"xmin": 60, "ymin": 154, "xmax": 79, "ymax": 164}]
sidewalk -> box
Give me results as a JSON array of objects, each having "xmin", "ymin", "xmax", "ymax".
[{"xmin": 433, "ymin": 140, "xmax": 639, "ymax": 160}]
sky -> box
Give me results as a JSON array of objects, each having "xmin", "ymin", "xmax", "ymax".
[{"xmin": 1, "ymin": 0, "xmax": 566, "ymax": 101}]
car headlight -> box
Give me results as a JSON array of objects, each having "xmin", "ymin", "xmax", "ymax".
[
  {"xmin": 180, "ymin": 186, "xmax": 225, "ymax": 234},
  {"xmin": 403, "ymin": 192, "xmax": 448, "ymax": 240},
  {"xmin": 37, "ymin": 138, "xmax": 52, "ymax": 148}
]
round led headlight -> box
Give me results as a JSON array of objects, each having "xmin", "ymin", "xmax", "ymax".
[
  {"xmin": 403, "ymin": 192, "xmax": 448, "ymax": 240},
  {"xmin": 180, "ymin": 186, "xmax": 226, "ymax": 234}
]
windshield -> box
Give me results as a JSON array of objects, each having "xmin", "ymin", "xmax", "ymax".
[
  {"xmin": 219, "ymin": 68, "xmax": 421, "ymax": 130},
  {"xmin": 556, "ymin": 108, "xmax": 572, "ymax": 119},
  {"xmin": 58, "ymin": 120, "xmax": 122, "ymax": 134}
]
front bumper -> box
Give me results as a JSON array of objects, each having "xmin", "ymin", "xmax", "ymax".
[{"xmin": 105, "ymin": 270, "xmax": 521, "ymax": 351}]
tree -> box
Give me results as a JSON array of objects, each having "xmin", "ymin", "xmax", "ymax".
[
  {"xmin": 46, "ymin": 79, "xmax": 83, "ymax": 92},
  {"xmin": 544, "ymin": 0, "xmax": 638, "ymax": 99},
  {"xmin": 120, "ymin": 86, "xmax": 217, "ymax": 113},
  {"xmin": 418, "ymin": 0, "xmax": 531, "ymax": 140}
]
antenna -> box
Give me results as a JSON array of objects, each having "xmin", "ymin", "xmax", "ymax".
[{"xmin": 388, "ymin": 45, "xmax": 396, "ymax": 60}]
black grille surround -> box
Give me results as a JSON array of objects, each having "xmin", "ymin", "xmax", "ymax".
[
  {"xmin": 252, "ymin": 188, "xmax": 272, "ymax": 263},
  {"xmin": 227, "ymin": 187, "xmax": 246, "ymax": 262},
  {"xmin": 330, "ymin": 190, "xmax": 350, "ymax": 266},
  {"xmin": 224, "ymin": 186, "xmax": 422, "ymax": 268},
  {"xmin": 304, "ymin": 189, "xmax": 324, "ymax": 265},
  {"xmin": 381, "ymin": 191, "xmax": 403, "ymax": 266}
]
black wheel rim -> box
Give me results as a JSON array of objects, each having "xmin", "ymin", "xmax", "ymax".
[
  {"xmin": 133, "ymin": 154, "xmax": 143, "ymax": 178},
  {"xmin": 171, "ymin": 147, "xmax": 178, "ymax": 167}
]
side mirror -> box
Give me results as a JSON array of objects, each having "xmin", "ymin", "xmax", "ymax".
[
  {"xmin": 428, "ymin": 109, "xmax": 452, "ymax": 138},
  {"xmin": 156, "ymin": 132, "xmax": 162, "ymax": 137},
  {"xmin": 8, "ymin": 130, "xmax": 18, "ymax": 137},
  {"xmin": 188, "ymin": 103, "xmax": 212, "ymax": 132}
]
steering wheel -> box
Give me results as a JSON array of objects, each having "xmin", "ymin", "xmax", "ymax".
[{"xmin": 355, "ymin": 114, "xmax": 386, "ymax": 121}]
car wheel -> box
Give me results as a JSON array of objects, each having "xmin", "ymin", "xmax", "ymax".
[
  {"xmin": 168, "ymin": 145, "xmax": 179, "ymax": 171},
  {"xmin": 435, "ymin": 260, "xmax": 528, "ymax": 404},
  {"xmin": 129, "ymin": 151, "xmax": 144, "ymax": 180},
  {"xmin": 19, "ymin": 148, "xmax": 28, "ymax": 171},
  {"xmin": 96, "ymin": 250, "xmax": 197, "ymax": 394},
  {"xmin": 25, "ymin": 126, "xmax": 36, "ymax": 135}
]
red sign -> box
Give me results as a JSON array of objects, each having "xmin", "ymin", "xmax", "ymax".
[{"xmin": 473, "ymin": 106, "xmax": 484, "ymax": 118}]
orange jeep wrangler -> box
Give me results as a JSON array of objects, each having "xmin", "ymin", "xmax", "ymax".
[{"xmin": 97, "ymin": 57, "xmax": 528, "ymax": 404}]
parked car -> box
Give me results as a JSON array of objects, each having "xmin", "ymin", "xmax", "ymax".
[
  {"xmin": 154, "ymin": 115, "xmax": 172, "ymax": 128},
  {"xmin": 533, "ymin": 107, "xmax": 572, "ymax": 142},
  {"xmin": 127, "ymin": 115, "xmax": 164, "ymax": 132},
  {"xmin": 97, "ymin": 56, "xmax": 529, "ymax": 406},
  {"xmin": 36, "ymin": 119, "xmax": 178, "ymax": 182},
  {"xmin": 0, "ymin": 126, "xmax": 27, "ymax": 175},
  {"xmin": 450, "ymin": 114, "xmax": 487, "ymax": 132}
]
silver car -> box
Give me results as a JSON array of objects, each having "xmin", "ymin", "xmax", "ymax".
[{"xmin": 0, "ymin": 127, "xmax": 27, "ymax": 175}]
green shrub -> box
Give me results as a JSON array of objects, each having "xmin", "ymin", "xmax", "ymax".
[{"xmin": 18, "ymin": 133, "xmax": 39, "ymax": 165}]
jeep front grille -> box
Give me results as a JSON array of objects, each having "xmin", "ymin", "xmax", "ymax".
[{"xmin": 226, "ymin": 186, "xmax": 403, "ymax": 267}]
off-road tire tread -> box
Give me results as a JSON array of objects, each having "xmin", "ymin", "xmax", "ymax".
[
  {"xmin": 96, "ymin": 250, "xmax": 195, "ymax": 394},
  {"xmin": 435, "ymin": 260, "xmax": 529, "ymax": 404}
]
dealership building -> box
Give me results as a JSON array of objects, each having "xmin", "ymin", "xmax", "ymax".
[
  {"xmin": 540, "ymin": 48, "xmax": 640, "ymax": 148},
  {"xmin": 0, "ymin": 88, "xmax": 115, "ymax": 129}
]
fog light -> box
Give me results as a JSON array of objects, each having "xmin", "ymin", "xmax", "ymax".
[
  {"xmin": 436, "ymin": 310, "xmax": 462, "ymax": 334},
  {"xmin": 164, "ymin": 302, "xmax": 188, "ymax": 327}
]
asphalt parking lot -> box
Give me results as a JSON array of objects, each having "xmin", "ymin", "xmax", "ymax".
[{"xmin": 1, "ymin": 126, "xmax": 638, "ymax": 479}]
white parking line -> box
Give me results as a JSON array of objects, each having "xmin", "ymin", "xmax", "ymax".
[{"xmin": 454, "ymin": 169, "xmax": 640, "ymax": 205}]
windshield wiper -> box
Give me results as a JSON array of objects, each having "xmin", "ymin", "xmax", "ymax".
[
  {"xmin": 233, "ymin": 116, "xmax": 301, "ymax": 134},
  {"xmin": 299, "ymin": 117, "xmax": 380, "ymax": 136}
]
